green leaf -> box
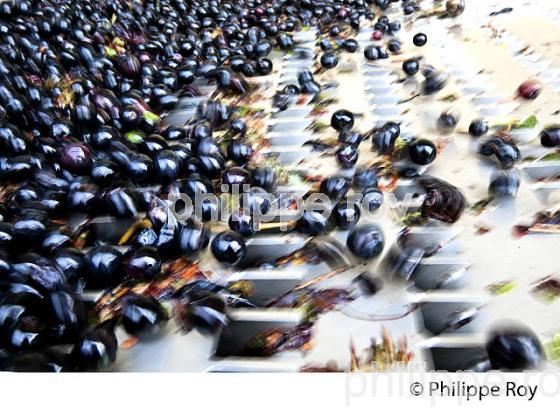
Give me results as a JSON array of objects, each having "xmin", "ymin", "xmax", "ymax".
[
  {"xmin": 512, "ymin": 114, "xmax": 538, "ymax": 129},
  {"xmin": 104, "ymin": 46, "xmax": 117, "ymax": 58},
  {"xmin": 306, "ymin": 120, "xmax": 329, "ymax": 134},
  {"xmin": 338, "ymin": 67, "xmax": 355, "ymax": 75},
  {"xmin": 142, "ymin": 111, "xmax": 160, "ymax": 123},
  {"xmin": 533, "ymin": 290, "xmax": 559, "ymax": 305},
  {"xmin": 439, "ymin": 94, "xmax": 459, "ymax": 102},
  {"xmin": 236, "ymin": 106, "xmax": 263, "ymax": 117},
  {"xmin": 469, "ymin": 198, "xmax": 491, "ymax": 213},
  {"xmin": 400, "ymin": 210, "xmax": 424, "ymax": 227},
  {"xmin": 545, "ymin": 332, "xmax": 560, "ymax": 363},
  {"xmin": 311, "ymin": 93, "xmax": 339, "ymax": 108},
  {"xmin": 541, "ymin": 151, "xmax": 560, "ymax": 161},
  {"xmin": 125, "ymin": 131, "xmax": 144, "ymax": 144},
  {"xmin": 486, "ymin": 281, "xmax": 517, "ymax": 295},
  {"xmin": 393, "ymin": 137, "xmax": 409, "ymax": 151}
]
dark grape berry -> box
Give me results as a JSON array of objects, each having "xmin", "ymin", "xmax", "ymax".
[
  {"xmin": 517, "ymin": 80, "xmax": 541, "ymax": 100},
  {"xmin": 251, "ymin": 167, "xmax": 276, "ymax": 191},
  {"xmin": 377, "ymin": 47, "xmax": 389, "ymax": 59},
  {"xmin": 121, "ymin": 294, "xmax": 167, "ymax": 337},
  {"xmin": 387, "ymin": 39, "xmax": 401, "ymax": 53},
  {"xmin": 2, "ymin": 351, "xmax": 68, "ymax": 372},
  {"xmin": 479, "ymin": 137, "xmax": 520, "ymax": 169},
  {"xmin": 402, "ymin": 59, "xmax": 420, "ymax": 76},
  {"xmin": 332, "ymin": 201, "xmax": 360, "ymax": 229},
  {"xmin": 222, "ymin": 166, "xmax": 251, "ymax": 188},
  {"xmin": 256, "ymin": 58, "xmax": 273, "ymax": 75},
  {"xmin": 540, "ymin": 126, "xmax": 560, "ymax": 147},
  {"xmin": 297, "ymin": 210, "xmax": 330, "ymax": 236},
  {"xmin": 364, "ymin": 45, "xmax": 380, "ymax": 61},
  {"xmin": 388, "ymin": 21, "xmax": 401, "ymax": 33},
  {"xmin": 353, "ymin": 167, "xmax": 378, "ymax": 188},
  {"xmin": 241, "ymin": 187, "xmax": 271, "ymax": 215},
  {"xmin": 211, "ymin": 231, "xmax": 246, "ymax": 266},
  {"xmin": 469, "ymin": 119, "xmax": 489, "ymax": 137},
  {"xmin": 59, "ymin": 142, "xmax": 92, "ymax": 174},
  {"xmin": 320, "ymin": 39, "xmax": 333, "ymax": 51},
  {"xmin": 329, "ymin": 25, "xmax": 341, "ymax": 37},
  {"xmin": 124, "ymin": 247, "xmax": 161, "ymax": 279},
  {"xmin": 154, "ymin": 150, "xmax": 181, "ymax": 182},
  {"xmin": 372, "ymin": 122, "xmax": 400, "ymax": 155},
  {"xmin": 229, "ymin": 118, "xmax": 247, "ymax": 136},
  {"xmin": 71, "ymin": 321, "xmax": 117, "ymax": 371},
  {"xmin": 176, "ymin": 219, "xmax": 210, "ymax": 256},
  {"xmin": 320, "ymin": 177, "xmax": 350, "ymax": 201},
  {"xmin": 408, "ymin": 139, "xmax": 437, "ymax": 165},
  {"xmin": 489, "ymin": 170, "xmax": 520, "ymax": 198},
  {"xmin": 347, "ymin": 224, "xmax": 384, "ymax": 259},
  {"xmin": 54, "ymin": 248, "xmax": 85, "ymax": 285},
  {"xmin": 423, "ymin": 72, "xmax": 447, "ymax": 94},
  {"xmin": 338, "ymin": 130, "xmax": 363, "ymax": 145},
  {"xmin": 437, "ymin": 112, "xmax": 458, "ymax": 133},
  {"xmin": 413, "ymin": 33, "xmax": 427, "ymax": 47},
  {"xmin": 336, "ymin": 144, "xmax": 358, "ymax": 168},
  {"xmin": 277, "ymin": 33, "xmax": 293, "ymax": 50},
  {"xmin": 84, "ymin": 246, "xmax": 123, "ymax": 289},
  {"xmin": 179, "ymin": 292, "xmax": 227, "ymax": 335},
  {"xmin": 342, "ymin": 39, "xmax": 358, "ymax": 53},
  {"xmin": 228, "ymin": 209, "xmax": 256, "ymax": 237},
  {"xmin": 227, "ymin": 140, "xmax": 254, "ymax": 165},
  {"xmin": 331, "ymin": 109, "xmax": 354, "ymax": 132},
  {"xmin": 371, "ymin": 30, "xmax": 383, "ymax": 41},
  {"xmin": 404, "ymin": 4, "xmax": 415, "ymax": 14},
  {"xmin": 320, "ymin": 52, "xmax": 338, "ymax": 69},
  {"xmin": 486, "ymin": 326, "xmax": 544, "ymax": 370}
]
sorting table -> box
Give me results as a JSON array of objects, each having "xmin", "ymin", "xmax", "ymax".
[{"xmin": 116, "ymin": 0, "xmax": 560, "ymax": 372}]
